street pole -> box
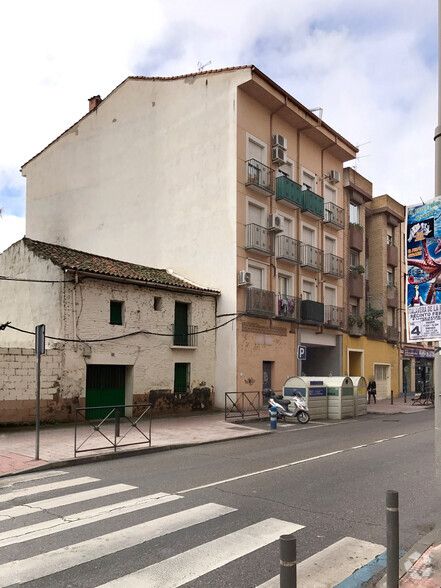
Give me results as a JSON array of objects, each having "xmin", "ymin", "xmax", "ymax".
[
  {"xmin": 35, "ymin": 352, "xmax": 41, "ymax": 461},
  {"xmin": 435, "ymin": 0, "xmax": 441, "ymax": 479}
]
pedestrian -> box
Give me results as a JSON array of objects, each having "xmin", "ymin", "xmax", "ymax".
[{"xmin": 367, "ymin": 379, "xmax": 377, "ymax": 404}]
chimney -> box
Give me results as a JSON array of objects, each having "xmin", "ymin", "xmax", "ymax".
[{"xmin": 88, "ymin": 95, "xmax": 102, "ymax": 112}]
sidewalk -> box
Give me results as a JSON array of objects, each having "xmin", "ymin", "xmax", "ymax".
[{"xmin": 0, "ymin": 398, "xmax": 438, "ymax": 586}]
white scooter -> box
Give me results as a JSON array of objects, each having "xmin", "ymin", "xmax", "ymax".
[{"xmin": 268, "ymin": 394, "xmax": 310, "ymax": 424}]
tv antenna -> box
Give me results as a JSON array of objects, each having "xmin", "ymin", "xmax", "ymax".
[{"xmin": 197, "ymin": 61, "xmax": 212, "ymax": 72}]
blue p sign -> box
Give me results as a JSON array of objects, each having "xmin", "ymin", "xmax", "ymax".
[{"xmin": 297, "ymin": 345, "xmax": 306, "ymax": 360}]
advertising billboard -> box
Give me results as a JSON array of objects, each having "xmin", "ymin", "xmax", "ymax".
[{"xmin": 406, "ymin": 196, "xmax": 441, "ymax": 341}]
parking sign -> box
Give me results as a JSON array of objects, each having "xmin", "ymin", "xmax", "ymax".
[{"xmin": 297, "ymin": 345, "xmax": 306, "ymax": 360}]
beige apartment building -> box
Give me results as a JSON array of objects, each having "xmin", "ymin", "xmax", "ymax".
[{"xmin": 21, "ymin": 66, "xmax": 358, "ymax": 406}]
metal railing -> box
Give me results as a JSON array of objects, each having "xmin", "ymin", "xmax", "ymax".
[
  {"xmin": 277, "ymin": 294, "xmax": 301, "ymax": 321},
  {"xmin": 172, "ymin": 324, "xmax": 198, "ymax": 346},
  {"xmin": 74, "ymin": 403, "xmax": 152, "ymax": 456},
  {"xmin": 225, "ymin": 391, "xmax": 263, "ymax": 420},
  {"xmin": 245, "ymin": 223, "xmax": 273, "ymax": 255},
  {"xmin": 246, "ymin": 287, "xmax": 275, "ymax": 317},
  {"xmin": 276, "ymin": 235, "xmax": 302, "ymax": 264},
  {"xmin": 245, "ymin": 159, "xmax": 275, "ymax": 194},
  {"xmin": 300, "ymin": 244, "xmax": 323, "ymax": 271}
]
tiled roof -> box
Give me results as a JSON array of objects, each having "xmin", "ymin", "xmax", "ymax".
[
  {"xmin": 23, "ymin": 238, "xmax": 219, "ymax": 294},
  {"xmin": 128, "ymin": 65, "xmax": 252, "ymax": 82}
]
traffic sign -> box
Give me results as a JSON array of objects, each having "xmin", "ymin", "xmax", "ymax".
[{"xmin": 297, "ymin": 345, "xmax": 307, "ymax": 360}]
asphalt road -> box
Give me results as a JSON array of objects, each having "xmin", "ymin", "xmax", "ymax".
[{"xmin": 0, "ymin": 409, "xmax": 438, "ymax": 587}]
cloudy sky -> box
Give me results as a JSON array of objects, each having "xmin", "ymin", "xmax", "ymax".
[{"xmin": 0, "ymin": 0, "xmax": 438, "ymax": 252}]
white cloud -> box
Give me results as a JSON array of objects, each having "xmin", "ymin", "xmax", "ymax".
[
  {"xmin": 0, "ymin": 0, "xmax": 438, "ymax": 252},
  {"xmin": 0, "ymin": 215, "xmax": 25, "ymax": 254}
]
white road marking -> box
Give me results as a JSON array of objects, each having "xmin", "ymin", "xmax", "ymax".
[
  {"xmin": 0, "ymin": 471, "xmax": 67, "ymax": 488},
  {"xmin": 0, "ymin": 476, "xmax": 99, "ymax": 504},
  {"xmin": 0, "ymin": 492, "xmax": 182, "ymax": 547},
  {"xmin": 95, "ymin": 518, "xmax": 303, "ymax": 588},
  {"xmin": 0, "ymin": 503, "xmax": 235, "ymax": 587},
  {"xmin": 258, "ymin": 536, "xmax": 385, "ymax": 587},
  {"xmin": 0, "ymin": 483, "xmax": 136, "ymax": 521},
  {"xmin": 179, "ymin": 433, "xmax": 413, "ymax": 494}
]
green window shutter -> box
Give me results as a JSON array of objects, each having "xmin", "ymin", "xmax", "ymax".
[
  {"xmin": 110, "ymin": 301, "xmax": 123, "ymax": 325},
  {"xmin": 174, "ymin": 302, "xmax": 188, "ymax": 345},
  {"xmin": 174, "ymin": 363, "xmax": 188, "ymax": 393}
]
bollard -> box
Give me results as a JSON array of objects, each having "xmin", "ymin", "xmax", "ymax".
[
  {"xmin": 280, "ymin": 534, "xmax": 296, "ymax": 588},
  {"xmin": 391, "ymin": 389, "xmax": 394, "ymax": 405},
  {"xmin": 270, "ymin": 405, "xmax": 277, "ymax": 430},
  {"xmin": 386, "ymin": 490, "xmax": 399, "ymax": 588}
]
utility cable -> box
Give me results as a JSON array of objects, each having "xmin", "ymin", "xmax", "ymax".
[{"xmin": 0, "ymin": 313, "xmax": 245, "ymax": 343}]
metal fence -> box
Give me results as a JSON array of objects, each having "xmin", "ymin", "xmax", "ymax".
[
  {"xmin": 74, "ymin": 403, "xmax": 152, "ymax": 456},
  {"xmin": 225, "ymin": 391, "xmax": 268, "ymax": 420}
]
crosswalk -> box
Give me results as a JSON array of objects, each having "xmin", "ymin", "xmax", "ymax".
[{"xmin": 0, "ymin": 470, "xmax": 385, "ymax": 587}]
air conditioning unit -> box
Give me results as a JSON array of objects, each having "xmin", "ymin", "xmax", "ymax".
[
  {"xmin": 272, "ymin": 134, "xmax": 287, "ymax": 150},
  {"xmin": 238, "ymin": 270, "xmax": 251, "ymax": 287},
  {"xmin": 328, "ymin": 170, "xmax": 341, "ymax": 184},
  {"xmin": 268, "ymin": 213, "xmax": 284, "ymax": 233},
  {"xmin": 272, "ymin": 146, "xmax": 287, "ymax": 165}
]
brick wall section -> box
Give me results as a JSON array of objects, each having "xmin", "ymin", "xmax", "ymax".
[{"xmin": 0, "ymin": 347, "xmax": 67, "ymax": 424}]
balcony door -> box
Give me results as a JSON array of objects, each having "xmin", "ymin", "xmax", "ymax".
[
  {"xmin": 248, "ymin": 202, "xmax": 264, "ymax": 226},
  {"xmin": 248, "ymin": 264, "xmax": 264, "ymax": 289}
]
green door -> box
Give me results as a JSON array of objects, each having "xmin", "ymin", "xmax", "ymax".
[
  {"xmin": 174, "ymin": 302, "xmax": 188, "ymax": 346},
  {"xmin": 86, "ymin": 365, "xmax": 126, "ymax": 419}
]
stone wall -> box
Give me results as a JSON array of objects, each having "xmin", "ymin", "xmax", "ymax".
[{"xmin": 0, "ymin": 347, "xmax": 70, "ymax": 424}]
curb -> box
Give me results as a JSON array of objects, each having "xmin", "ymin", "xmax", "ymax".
[{"xmin": 0, "ymin": 429, "xmax": 270, "ymax": 478}]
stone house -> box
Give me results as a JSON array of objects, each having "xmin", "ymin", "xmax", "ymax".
[{"xmin": 0, "ymin": 238, "xmax": 219, "ymax": 424}]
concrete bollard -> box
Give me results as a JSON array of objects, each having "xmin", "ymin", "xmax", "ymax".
[
  {"xmin": 280, "ymin": 534, "xmax": 296, "ymax": 588},
  {"xmin": 270, "ymin": 406, "xmax": 277, "ymax": 430},
  {"xmin": 386, "ymin": 490, "xmax": 399, "ymax": 588}
]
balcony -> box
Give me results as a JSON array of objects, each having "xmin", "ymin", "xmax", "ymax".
[
  {"xmin": 301, "ymin": 300, "xmax": 324, "ymax": 325},
  {"xmin": 275, "ymin": 176, "xmax": 303, "ymax": 209},
  {"xmin": 387, "ymin": 243, "xmax": 398, "ymax": 267},
  {"xmin": 386, "ymin": 285, "xmax": 398, "ymax": 308},
  {"xmin": 349, "ymin": 274, "xmax": 364, "ymax": 298},
  {"xmin": 347, "ymin": 315, "xmax": 364, "ymax": 337},
  {"xmin": 246, "ymin": 287, "xmax": 275, "ymax": 318},
  {"xmin": 323, "ymin": 253, "xmax": 344, "ymax": 278},
  {"xmin": 301, "ymin": 244, "xmax": 323, "ymax": 272},
  {"xmin": 172, "ymin": 325, "xmax": 198, "ymax": 347},
  {"xmin": 245, "ymin": 223, "xmax": 273, "ymax": 256},
  {"xmin": 276, "ymin": 235, "xmax": 302, "ymax": 264},
  {"xmin": 245, "ymin": 159, "xmax": 275, "ymax": 195},
  {"xmin": 387, "ymin": 326, "xmax": 399, "ymax": 343},
  {"xmin": 324, "ymin": 305, "xmax": 344, "ymax": 329},
  {"xmin": 324, "ymin": 202, "xmax": 344, "ymax": 230},
  {"xmin": 349, "ymin": 224, "xmax": 363, "ymax": 251},
  {"xmin": 302, "ymin": 188, "xmax": 324, "ymax": 220},
  {"xmin": 277, "ymin": 295, "xmax": 301, "ymax": 322},
  {"xmin": 366, "ymin": 326, "xmax": 385, "ymax": 341}
]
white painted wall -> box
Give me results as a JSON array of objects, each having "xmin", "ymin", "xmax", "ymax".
[
  {"xmin": 0, "ymin": 240, "xmax": 64, "ymax": 347},
  {"xmin": 23, "ymin": 69, "xmax": 252, "ymax": 405}
]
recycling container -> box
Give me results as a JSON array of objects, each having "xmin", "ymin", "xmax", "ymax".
[
  {"xmin": 283, "ymin": 376, "xmax": 327, "ymax": 420},
  {"xmin": 324, "ymin": 376, "xmax": 354, "ymax": 419},
  {"xmin": 352, "ymin": 376, "xmax": 367, "ymax": 416}
]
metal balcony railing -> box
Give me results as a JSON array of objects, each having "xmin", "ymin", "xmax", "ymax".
[
  {"xmin": 245, "ymin": 159, "xmax": 275, "ymax": 195},
  {"xmin": 301, "ymin": 300, "xmax": 324, "ymax": 324},
  {"xmin": 323, "ymin": 253, "xmax": 344, "ymax": 278},
  {"xmin": 324, "ymin": 305, "xmax": 344, "ymax": 329},
  {"xmin": 246, "ymin": 287, "xmax": 275, "ymax": 318},
  {"xmin": 301, "ymin": 244, "xmax": 323, "ymax": 271},
  {"xmin": 324, "ymin": 202, "xmax": 344, "ymax": 229},
  {"xmin": 245, "ymin": 223, "xmax": 273, "ymax": 255},
  {"xmin": 277, "ymin": 295, "xmax": 301, "ymax": 321},
  {"xmin": 276, "ymin": 235, "xmax": 302, "ymax": 264},
  {"xmin": 172, "ymin": 324, "xmax": 198, "ymax": 347},
  {"xmin": 387, "ymin": 326, "xmax": 399, "ymax": 342}
]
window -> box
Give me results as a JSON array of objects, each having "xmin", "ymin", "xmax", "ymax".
[
  {"xmin": 278, "ymin": 274, "xmax": 293, "ymax": 296},
  {"xmin": 301, "ymin": 169, "xmax": 316, "ymax": 192},
  {"xmin": 387, "ymin": 226, "xmax": 394, "ymax": 245},
  {"xmin": 277, "ymin": 159, "xmax": 294, "ymax": 180},
  {"xmin": 154, "ymin": 297, "xmax": 162, "ymax": 311},
  {"xmin": 349, "ymin": 297, "xmax": 359, "ymax": 316},
  {"xmin": 302, "ymin": 225, "xmax": 316, "ymax": 246},
  {"xmin": 246, "ymin": 134, "xmax": 267, "ymax": 163},
  {"xmin": 324, "ymin": 184, "xmax": 337, "ymax": 204},
  {"xmin": 247, "ymin": 201, "xmax": 265, "ymax": 226},
  {"xmin": 302, "ymin": 279, "xmax": 316, "ymax": 301},
  {"xmin": 350, "ymin": 202, "xmax": 359, "ymax": 224},
  {"xmin": 281, "ymin": 216, "xmax": 294, "ymax": 237},
  {"xmin": 248, "ymin": 264, "xmax": 265, "ymax": 289},
  {"xmin": 174, "ymin": 363, "xmax": 190, "ymax": 393},
  {"xmin": 350, "ymin": 249, "xmax": 359, "ymax": 268},
  {"xmin": 110, "ymin": 301, "xmax": 123, "ymax": 325},
  {"xmin": 324, "ymin": 235, "xmax": 336, "ymax": 254},
  {"xmin": 387, "ymin": 267, "xmax": 395, "ymax": 286},
  {"xmin": 324, "ymin": 286, "xmax": 336, "ymax": 306},
  {"xmin": 387, "ymin": 307, "xmax": 395, "ymax": 327}
]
